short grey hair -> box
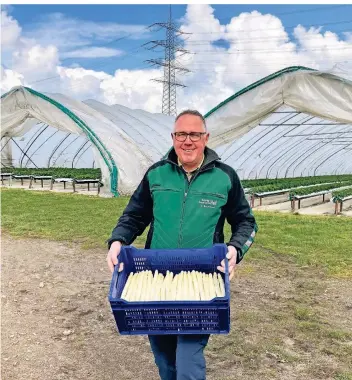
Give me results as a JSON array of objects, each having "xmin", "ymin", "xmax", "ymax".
[{"xmin": 175, "ymin": 109, "xmax": 207, "ymax": 131}]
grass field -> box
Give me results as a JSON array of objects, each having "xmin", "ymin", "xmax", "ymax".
[
  {"xmin": 1, "ymin": 188, "xmax": 352, "ymax": 379},
  {"xmin": 1, "ymin": 188, "xmax": 351, "ymax": 277}
]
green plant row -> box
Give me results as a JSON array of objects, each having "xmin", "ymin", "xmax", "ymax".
[
  {"xmin": 289, "ymin": 182, "xmax": 352, "ymax": 199},
  {"xmin": 332, "ymin": 187, "xmax": 352, "ymax": 203},
  {"xmin": 247, "ymin": 175, "xmax": 352, "ymax": 194},
  {"xmin": 2, "ymin": 167, "xmax": 102, "ymax": 180}
]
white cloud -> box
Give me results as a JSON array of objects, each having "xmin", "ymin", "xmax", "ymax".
[
  {"xmin": 1, "ymin": 5, "xmax": 352, "ymax": 115},
  {"xmin": 180, "ymin": 4, "xmax": 226, "ymax": 42},
  {"xmin": 1, "ymin": 8, "xmax": 21, "ymax": 49},
  {"xmin": 23, "ymin": 12, "xmax": 149, "ymax": 54},
  {"xmin": 293, "ymin": 25, "xmax": 352, "ymax": 70},
  {"xmin": 61, "ymin": 47, "xmax": 124, "ymax": 59},
  {"xmin": 1, "ymin": 66, "xmax": 23, "ymax": 93},
  {"xmin": 100, "ymin": 68, "xmax": 163, "ymax": 112},
  {"xmin": 58, "ymin": 66, "xmax": 110, "ymax": 81},
  {"xmin": 55, "ymin": 66, "xmax": 109, "ymax": 100},
  {"xmin": 35, "ymin": 66, "xmax": 164, "ymax": 112},
  {"xmin": 176, "ymin": 5, "xmax": 352, "ymax": 113},
  {"xmin": 12, "ymin": 44, "xmax": 60, "ymax": 84}
]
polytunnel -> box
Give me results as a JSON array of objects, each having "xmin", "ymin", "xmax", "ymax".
[
  {"xmin": 205, "ymin": 66, "xmax": 352, "ymax": 179},
  {"xmin": 1, "ymin": 66, "xmax": 352, "ymax": 196},
  {"xmin": 1, "ymin": 86, "xmax": 174, "ymax": 196}
]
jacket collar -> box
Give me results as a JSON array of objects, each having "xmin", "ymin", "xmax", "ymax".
[{"xmin": 166, "ymin": 146, "xmax": 220, "ymax": 170}]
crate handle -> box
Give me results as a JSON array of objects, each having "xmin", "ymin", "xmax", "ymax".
[
  {"xmin": 225, "ymin": 255, "xmax": 229, "ymax": 273},
  {"xmin": 110, "ymin": 264, "xmax": 120, "ymax": 299}
]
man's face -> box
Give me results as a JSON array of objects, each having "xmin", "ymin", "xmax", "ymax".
[{"xmin": 172, "ymin": 114, "xmax": 209, "ymax": 167}]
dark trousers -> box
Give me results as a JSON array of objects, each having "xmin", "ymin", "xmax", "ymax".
[{"xmin": 148, "ymin": 334, "xmax": 210, "ymax": 380}]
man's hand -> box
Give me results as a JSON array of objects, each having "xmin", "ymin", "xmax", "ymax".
[
  {"xmin": 106, "ymin": 241, "xmax": 124, "ymax": 273},
  {"xmin": 217, "ymin": 245, "xmax": 237, "ymax": 281}
]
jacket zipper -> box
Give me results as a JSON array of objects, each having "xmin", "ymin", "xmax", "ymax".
[
  {"xmin": 178, "ymin": 173, "xmax": 193, "ymax": 247},
  {"xmin": 177, "ymin": 164, "xmax": 215, "ymax": 247}
]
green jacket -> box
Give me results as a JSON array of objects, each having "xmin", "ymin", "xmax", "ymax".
[{"xmin": 108, "ymin": 147, "xmax": 257, "ymax": 263}]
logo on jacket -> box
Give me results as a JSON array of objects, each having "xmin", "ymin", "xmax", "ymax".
[{"xmin": 199, "ymin": 199, "xmax": 217, "ymax": 208}]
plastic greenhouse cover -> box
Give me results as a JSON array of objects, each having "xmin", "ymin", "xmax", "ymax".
[
  {"xmin": 1, "ymin": 67, "xmax": 352, "ymax": 195},
  {"xmin": 1, "ymin": 86, "xmax": 174, "ymax": 195}
]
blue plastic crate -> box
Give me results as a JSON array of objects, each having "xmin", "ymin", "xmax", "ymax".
[{"xmin": 108, "ymin": 244, "xmax": 230, "ymax": 335}]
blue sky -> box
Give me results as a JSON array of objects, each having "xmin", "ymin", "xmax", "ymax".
[
  {"xmin": 7, "ymin": 4, "xmax": 352, "ymax": 75},
  {"xmin": 2, "ymin": 4, "xmax": 352, "ymax": 113}
]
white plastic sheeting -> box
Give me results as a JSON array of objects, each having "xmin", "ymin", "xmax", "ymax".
[
  {"xmin": 84, "ymin": 100, "xmax": 171, "ymax": 163},
  {"xmin": 6, "ymin": 123, "xmax": 94, "ymax": 169},
  {"xmin": 1, "ymin": 86, "xmax": 174, "ymax": 195},
  {"xmin": 205, "ymin": 67, "xmax": 352, "ymax": 179},
  {"xmin": 1, "ymin": 67, "xmax": 352, "ymax": 196},
  {"xmin": 217, "ymin": 105, "xmax": 352, "ymax": 179},
  {"xmin": 206, "ymin": 68, "xmax": 352, "ymax": 147}
]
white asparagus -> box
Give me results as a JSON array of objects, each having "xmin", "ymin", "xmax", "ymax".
[
  {"xmin": 165, "ymin": 271, "xmax": 172, "ymax": 300},
  {"xmin": 186, "ymin": 271, "xmax": 191, "ymax": 300},
  {"xmin": 143, "ymin": 271, "xmax": 151, "ymax": 301},
  {"xmin": 208, "ymin": 273, "xmax": 216, "ymax": 300},
  {"xmin": 213, "ymin": 272, "xmax": 222, "ymax": 297},
  {"xmin": 176, "ymin": 271, "xmax": 183, "ymax": 300},
  {"xmin": 218, "ymin": 273, "xmax": 225, "ymax": 297},
  {"xmin": 166, "ymin": 272, "xmax": 174, "ymax": 300},
  {"xmin": 144, "ymin": 270, "xmax": 153, "ymax": 301},
  {"xmin": 121, "ymin": 272, "xmax": 134, "ymax": 300},
  {"xmin": 170, "ymin": 272, "xmax": 178, "ymax": 301},
  {"xmin": 181, "ymin": 271, "xmax": 186, "ymax": 300},
  {"xmin": 204, "ymin": 273, "xmax": 209, "ymax": 300},
  {"xmin": 150, "ymin": 270, "xmax": 159, "ymax": 301},
  {"xmin": 124, "ymin": 273, "xmax": 137, "ymax": 301},
  {"xmin": 197, "ymin": 271, "xmax": 206, "ymax": 301},
  {"xmin": 120, "ymin": 269, "xmax": 226, "ymax": 301},
  {"xmin": 129, "ymin": 271, "xmax": 141, "ymax": 301},
  {"xmin": 149, "ymin": 271, "xmax": 154, "ymax": 299},
  {"xmin": 188, "ymin": 271, "xmax": 195, "ymax": 300},
  {"xmin": 191, "ymin": 270, "xmax": 200, "ymax": 301},
  {"xmin": 155, "ymin": 273, "xmax": 162, "ymax": 301},
  {"xmin": 159, "ymin": 273, "xmax": 166, "ymax": 301},
  {"xmin": 135, "ymin": 271, "xmax": 146, "ymax": 301},
  {"xmin": 184, "ymin": 271, "xmax": 189, "ymax": 301},
  {"xmin": 164, "ymin": 272, "xmax": 170, "ymax": 300},
  {"xmin": 160, "ymin": 271, "xmax": 167, "ymax": 301}
]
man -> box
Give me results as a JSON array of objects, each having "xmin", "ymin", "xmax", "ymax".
[{"xmin": 107, "ymin": 109, "xmax": 257, "ymax": 380}]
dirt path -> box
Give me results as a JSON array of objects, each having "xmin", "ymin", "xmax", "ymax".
[{"xmin": 2, "ymin": 236, "xmax": 351, "ymax": 380}]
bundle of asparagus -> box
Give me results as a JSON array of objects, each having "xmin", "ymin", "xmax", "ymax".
[{"xmin": 121, "ymin": 270, "xmax": 225, "ymax": 302}]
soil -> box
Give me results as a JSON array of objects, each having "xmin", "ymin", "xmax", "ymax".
[{"xmin": 2, "ymin": 235, "xmax": 351, "ymax": 380}]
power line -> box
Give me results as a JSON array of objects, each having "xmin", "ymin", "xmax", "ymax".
[
  {"xmin": 183, "ymin": 27, "xmax": 352, "ymax": 44},
  {"xmin": 26, "ymin": 51, "xmax": 350, "ymax": 98},
  {"xmin": 180, "ymin": 55, "xmax": 352, "ymax": 65},
  {"xmin": 188, "ymin": 46, "xmax": 352, "ymax": 55},
  {"xmin": 182, "ymin": 63, "xmax": 352, "ymax": 76},
  {"xmin": 7, "ymin": 12, "xmax": 349, "ymax": 98},
  {"xmin": 19, "ymin": 17, "xmax": 352, "ymax": 88},
  {"xmin": 187, "ymin": 19, "xmax": 352, "ymax": 34},
  {"xmin": 179, "ymin": 4, "xmax": 351, "ymax": 25},
  {"xmin": 26, "ymin": 26, "xmax": 149, "ymax": 86},
  {"xmin": 144, "ymin": 5, "xmax": 191, "ymax": 116},
  {"xmin": 30, "ymin": 42, "xmax": 350, "ymax": 91},
  {"xmin": 27, "ymin": 44, "xmax": 145, "ymax": 87}
]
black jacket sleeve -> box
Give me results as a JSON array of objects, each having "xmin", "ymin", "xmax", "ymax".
[
  {"xmin": 224, "ymin": 169, "xmax": 258, "ymax": 263},
  {"xmin": 107, "ymin": 171, "xmax": 153, "ymax": 248}
]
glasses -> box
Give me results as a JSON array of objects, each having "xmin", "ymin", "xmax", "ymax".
[{"xmin": 172, "ymin": 132, "xmax": 207, "ymax": 142}]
